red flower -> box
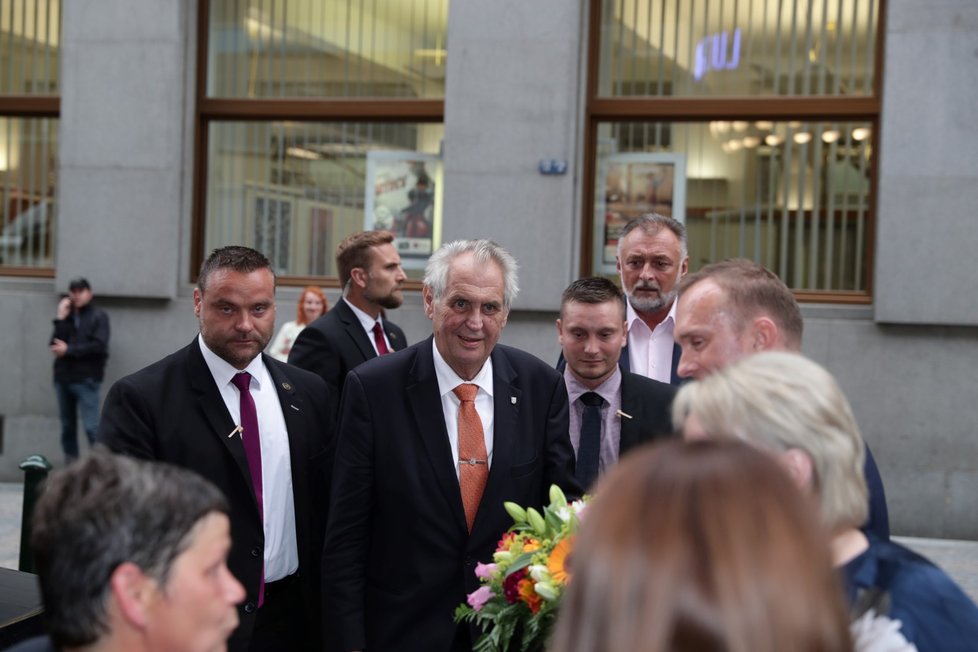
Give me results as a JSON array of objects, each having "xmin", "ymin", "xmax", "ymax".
[
  {"xmin": 497, "ymin": 532, "xmax": 518, "ymax": 551},
  {"xmin": 502, "ymin": 568, "xmax": 527, "ymax": 604}
]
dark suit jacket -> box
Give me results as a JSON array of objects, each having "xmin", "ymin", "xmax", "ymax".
[
  {"xmin": 321, "ymin": 337, "xmax": 581, "ymax": 652},
  {"xmin": 617, "ymin": 371, "xmax": 678, "ymax": 458},
  {"xmin": 288, "ymin": 299, "xmax": 407, "ymax": 417},
  {"xmin": 557, "ymin": 342, "xmax": 684, "ymax": 386},
  {"xmin": 97, "ymin": 340, "xmax": 334, "ymax": 652}
]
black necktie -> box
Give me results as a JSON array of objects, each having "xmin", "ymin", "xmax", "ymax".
[{"xmin": 576, "ymin": 392, "xmax": 603, "ymax": 490}]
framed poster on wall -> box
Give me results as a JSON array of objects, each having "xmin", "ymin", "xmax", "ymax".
[
  {"xmin": 364, "ymin": 151, "xmax": 442, "ymax": 269},
  {"xmin": 594, "ymin": 152, "xmax": 686, "ymax": 274}
]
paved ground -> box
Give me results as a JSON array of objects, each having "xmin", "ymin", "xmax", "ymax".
[{"xmin": 1, "ymin": 482, "xmax": 977, "ymax": 604}]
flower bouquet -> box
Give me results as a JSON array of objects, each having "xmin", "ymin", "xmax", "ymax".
[{"xmin": 455, "ymin": 485, "xmax": 587, "ymax": 652}]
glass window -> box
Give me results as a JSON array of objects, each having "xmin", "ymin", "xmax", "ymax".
[
  {"xmin": 205, "ymin": 121, "xmax": 443, "ymax": 280},
  {"xmin": 597, "ymin": 0, "xmax": 878, "ymax": 98},
  {"xmin": 0, "ymin": 1, "xmax": 60, "ymax": 274},
  {"xmin": 587, "ymin": 0, "xmax": 880, "ymax": 300},
  {"xmin": 594, "ymin": 120, "xmax": 872, "ymax": 291},
  {"xmin": 198, "ymin": 0, "xmax": 447, "ymax": 283}
]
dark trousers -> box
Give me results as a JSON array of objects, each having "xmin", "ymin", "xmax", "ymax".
[
  {"xmin": 249, "ymin": 574, "xmax": 307, "ymax": 652},
  {"xmin": 53, "ymin": 379, "xmax": 100, "ymax": 461}
]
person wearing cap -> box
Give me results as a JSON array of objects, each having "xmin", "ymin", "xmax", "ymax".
[{"xmin": 50, "ymin": 277, "xmax": 110, "ymax": 463}]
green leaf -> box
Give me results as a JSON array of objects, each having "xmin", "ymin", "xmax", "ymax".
[
  {"xmin": 504, "ymin": 501, "xmax": 528, "ymax": 524},
  {"xmin": 548, "ymin": 484, "xmax": 567, "ymax": 508},
  {"xmin": 526, "ymin": 507, "xmax": 547, "ymax": 535},
  {"xmin": 503, "ymin": 552, "xmax": 534, "ymax": 577}
]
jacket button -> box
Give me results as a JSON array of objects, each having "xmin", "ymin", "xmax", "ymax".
[
  {"xmin": 244, "ymin": 602, "xmax": 256, "ymax": 614},
  {"xmin": 251, "ymin": 547, "xmax": 261, "ymax": 557}
]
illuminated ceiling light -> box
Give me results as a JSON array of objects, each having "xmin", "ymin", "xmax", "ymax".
[
  {"xmin": 765, "ymin": 134, "xmax": 784, "ymax": 146},
  {"xmin": 793, "ymin": 132, "xmax": 813, "ymax": 144},
  {"xmin": 822, "ymin": 129, "xmax": 841, "ymax": 143},
  {"xmin": 742, "ymin": 136, "xmax": 761, "ymax": 148},
  {"xmin": 727, "ymin": 139, "xmax": 743, "ymax": 151},
  {"xmin": 720, "ymin": 141, "xmax": 734, "ymax": 153},
  {"xmin": 715, "ymin": 121, "xmax": 731, "ymax": 134},
  {"xmin": 788, "ymin": 121, "xmax": 802, "ymax": 129},
  {"xmin": 286, "ymin": 146, "xmax": 322, "ymax": 160},
  {"xmin": 852, "ymin": 127, "xmax": 871, "ymax": 141},
  {"xmin": 755, "ymin": 120, "xmax": 774, "ymax": 131},
  {"xmin": 732, "ymin": 121, "xmax": 750, "ymax": 132}
]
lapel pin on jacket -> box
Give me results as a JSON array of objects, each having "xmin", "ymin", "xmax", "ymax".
[
  {"xmin": 281, "ymin": 381, "xmax": 293, "ymax": 391},
  {"xmin": 616, "ymin": 409, "xmax": 633, "ymax": 420},
  {"xmin": 511, "ymin": 396, "xmax": 517, "ymax": 405},
  {"xmin": 290, "ymin": 404, "xmax": 300, "ymax": 411}
]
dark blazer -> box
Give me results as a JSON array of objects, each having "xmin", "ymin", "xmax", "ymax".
[
  {"xmin": 557, "ymin": 342, "xmax": 684, "ymax": 386},
  {"xmin": 321, "ymin": 337, "xmax": 581, "ymax": 652},
  {"xmin": 288, "ymin": 298, "xmax": 407, "ymax": 416},
  {"xmin": 97, "ymin": 340, "xmax": 334, "ymax": 652},
  {"xmin": 617, "ymin": 371, "xmax": 678, "ymax": 458},
  {"xmin": 51, "ymin": 302, "xmax": 110, "ymax": 383}
]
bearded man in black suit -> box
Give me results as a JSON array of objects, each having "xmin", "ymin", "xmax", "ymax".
[
  {"xmin": 288, "ymin": 230, "xmax": 408, "ymax": 419},
  {"xmin": 322, "ymin": 239, "xmax": 581, "ymax": 652},
  {"xmin": 98, "ymin": 246, "xmax": 334, "ymax": 652},
  {"xmin": 557, "ymin": 277, "xmax": 677, "ymax": 491}
]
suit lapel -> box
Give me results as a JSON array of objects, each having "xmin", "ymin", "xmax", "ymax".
[
  {"xmin": 670, "ymin": 342, "xmax": 683, "ymax": 385},
  {"xmin": 618, "ymin": 372, "xmax": 641, "ymax": 457},
  {"xmin": 473, "ymin": 349, "xmax": 519, "ymax": 539},
  {"xmin": 265, "ymin": 356, "xmax": 309, "ymax": 506},
  {"xmin": 406, "ymin": 339, "xmax": 468, "ymax": 533},
  {"xmin": 186, "ymin": 341, "xmax": 258, "ymax": 511},
  {"xmin": 384, "ymin": 322, "xmax": 405, "ymax": 351},
  {"xmin": 336, "ymin": 299, "xmax": 376, "ymax": 362}
]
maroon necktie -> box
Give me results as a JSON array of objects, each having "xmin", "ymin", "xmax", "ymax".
[
  {"xmin": 231, "ymin": 371, "xmax": 265, "ymax": 605},
  {"xmin": 372, "ymin": 321, "xmax": 391, "ymax": 355}
]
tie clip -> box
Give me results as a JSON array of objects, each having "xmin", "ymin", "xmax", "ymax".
[
  {"xmin": 460, "ymin": 458, "xmax": 487, "ymax": 466},
  {"xmin": 616, "ymin": 410, "xmax": 633, "ymax": 420},
  {"xmin": 228, "ymin": 425, "xmax": 243, "ymax": 439}
]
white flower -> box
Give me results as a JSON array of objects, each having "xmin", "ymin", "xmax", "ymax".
[
  {"xmin": 556, "ymin": 506, "xmax": 572, "ymax": 522},
  {"xmin": 850, "ymin": 609, "xmax": 917, "ymax": 652},
  {"xmin": 528, "ymin": 564, "xmax": 550, "ymax": 583}
]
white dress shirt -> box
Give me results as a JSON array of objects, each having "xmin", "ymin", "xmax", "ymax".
[
  {"xmin": 431, "ymin": 340, "xmax": 494, "ymax": 480},
  {"xmin": 626, "ymin": 299, "xmax": 677, "ymax": 384},
  {"xmin": 344, "ymin": 297, "xmax": 392, "ymax": 355},
  {"xmin": 198, "ymin": 335, "xmax": 299, "ymax": 582}
]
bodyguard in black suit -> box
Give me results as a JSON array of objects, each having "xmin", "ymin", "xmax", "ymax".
[
  {"xmin": 98, "ymin": 247, "xmax": 334, "ymax": 652},
  {"xmin": 557, "ymin": 278, "xmax": 677, "ymax": 490},
  {"xmin": 289, "ymin": 230, "xmax": 407, "ymax": 417},
  {"xmin": 322, "ymin": 240, "xmax": 581, "ymax": 652}
]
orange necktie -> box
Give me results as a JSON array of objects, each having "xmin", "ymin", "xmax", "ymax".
[{"xmin": 454, "ymin": 384, "xmax": 488, "ymax": 533}]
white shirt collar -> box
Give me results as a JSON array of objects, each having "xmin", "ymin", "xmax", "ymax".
[
  {"xmin": 626, "ymin": 297, "xmax": 677, "ymax": 334},
  {"xmin": 197, "ymin": 334, "xmax": 269, "ymax": 389},
  {"xmin": 343, "ymin": 297, "xmax": 383, "ymax": 334},
  {"xmin": 431, "ymin": 339, "xmax": 494, "ymax": 398}
]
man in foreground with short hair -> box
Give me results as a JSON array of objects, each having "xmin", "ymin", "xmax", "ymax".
[
  {"xmin": 289, "ymin": 230, "xmax": 408, "ymax": 417},
  {"xmin": 557, "ymin": 277, "xmax": 676, "ymax": 490},
  {"xmin": 322, "ymin": 239, "xmax": 580, "ymax": 652},
  {"xmin": 99, "ymin": 246, "xmax": 333, "ymax": 651},
  {"xmin": 674, "ymin": 258, "xmax": 889, "ymax": 540},
  {"xmin": 8, "ymin": 450, "xmax": 243, "ymax": 652}
]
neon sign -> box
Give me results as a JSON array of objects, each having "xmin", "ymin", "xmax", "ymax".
[{"xmin": 694, "ymin": 28, "xmax": 742, "ymax": 81}]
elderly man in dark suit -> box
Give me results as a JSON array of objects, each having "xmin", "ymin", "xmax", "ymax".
[
  {"xmin": 557, "ymin": 277, "xmax": 677, "ymax": 490},
  {"xmin": 322, "ymin": 239, "xmax": 581, "ymax": 652},
  {"xmin": 98, "ymin": 246, "xmax": 334, "ymax": 652},
  {"xmin": 288, "ymin": 230, "xmax": 408, "ymax": 417}
]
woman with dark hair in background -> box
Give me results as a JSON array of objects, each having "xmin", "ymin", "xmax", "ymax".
[
  {"xmin": 267, "ymin": 286, "xmax": 327, "ymax": 362},
  {"xmin": 551, "ymin": 439, "xmax": 855, "ymax": 652}
]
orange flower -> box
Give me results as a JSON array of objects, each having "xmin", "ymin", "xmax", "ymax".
[
  {"xmin": 497, "ymin": 532, "xmax": 519, "ymax": 551},
  {"xmin": 522, "ymin": 537, "xmax": 541, "ymax": 553},
  {"xmin": 517, "ymin": 578, "xmax": 542, "ymax": 614},
  {"xmin": 547, "ymin": 535, "xmax": 574, "ymax": 585}
]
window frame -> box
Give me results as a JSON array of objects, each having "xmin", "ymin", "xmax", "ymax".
[
  {"xmin": 581, "ymin": 0, "xmax": 888, "ymax": 304},
  {"xmin": 192, "ymin": 0, "xmax": 445, "ymax": 289}
]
